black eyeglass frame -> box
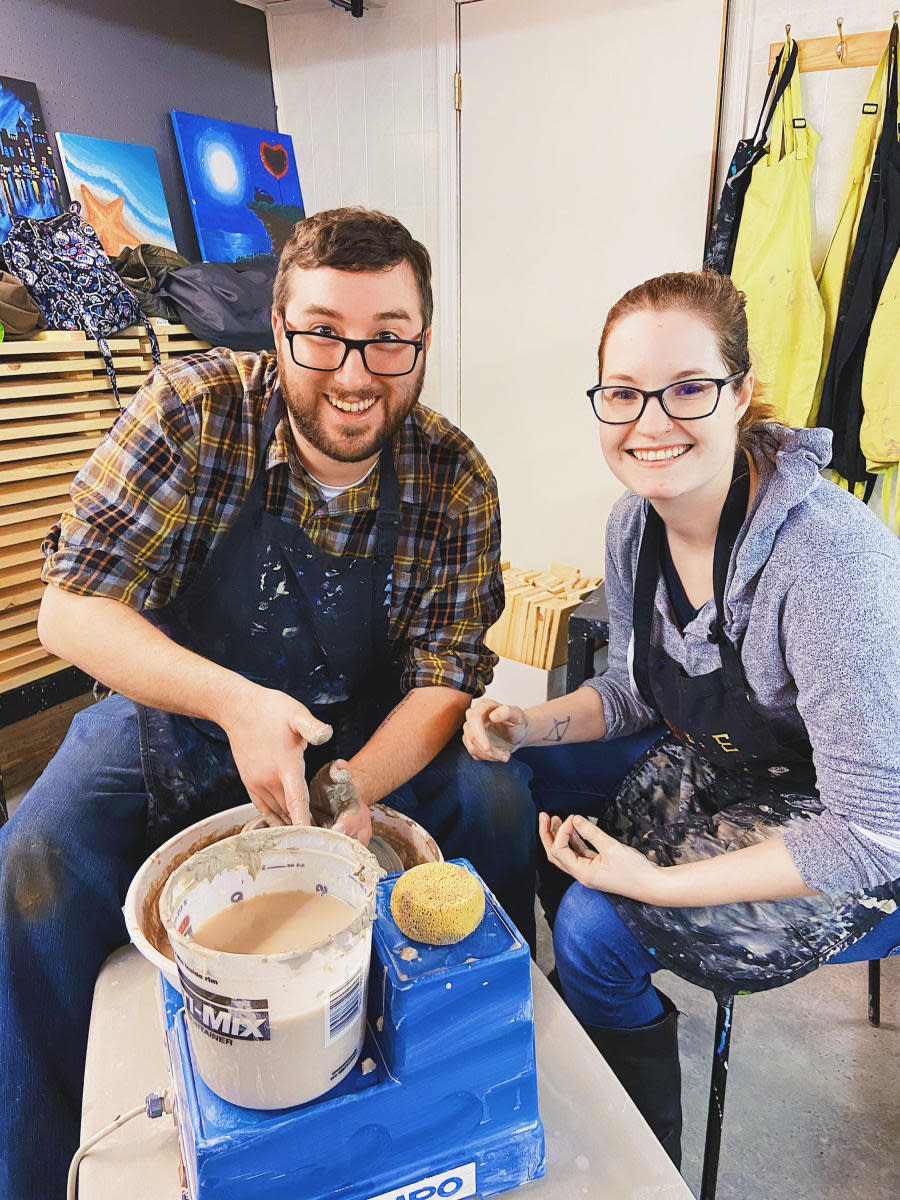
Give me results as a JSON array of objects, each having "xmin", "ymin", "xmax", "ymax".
[
  {"xmin": 281, "ymin": 323, "xmax": 427, "ymax": 377},
  {"xmin": 586, "ymin": 370, "xmax": 748, "ymax": 424}
]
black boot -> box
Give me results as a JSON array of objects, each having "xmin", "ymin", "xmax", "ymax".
[
  {"xmin": 581, "ymin": 991, "xmax": 683, "ymax": 1168},
  {"xmin": 536, "ymin": 853, "xmax": 572, "ymax": 929},
  {"xmin": 545, "ymin": 966, "xmax": 563, "ymax": 996}
]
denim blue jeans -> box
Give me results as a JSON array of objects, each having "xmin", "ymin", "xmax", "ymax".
[
  {"xmin": 518, "ymin": 733, "xmax": 900, "ymax": 1029},
  {"xmin": 517, "ymin": 727, "xmax": 664, "ymax": 921},
  {"xmin": 0, "ymin": 693, "xmax": 536, "ymax": 1200}
]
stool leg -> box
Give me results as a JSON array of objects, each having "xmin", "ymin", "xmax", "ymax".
[
  {"xmin": 700, "ymin": 997, "xmax": 734, "ymax": 1200},
  {"xmin": 868, "ymin": 960, "xmax": 881, "ymax": 1027}
]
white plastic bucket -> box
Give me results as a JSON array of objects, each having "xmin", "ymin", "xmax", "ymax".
[
  {"xmin": 124, "ymin": 803, "xmax": 441, "ymax": 989},
  {"xmin": 158, "ymin": 825, "xmax": 382, "ymax": 1109}
]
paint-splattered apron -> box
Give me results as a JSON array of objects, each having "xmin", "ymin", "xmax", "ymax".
[
  {"xmin": 605, "ymin": 463, "xmax": 900, "ymax": 1001},
  {"xmin": 138, "ymin": 388, "xmax": 403, "ymax": 846}
]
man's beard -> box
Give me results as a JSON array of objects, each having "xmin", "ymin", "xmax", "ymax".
[{"xmin": 278, "ymin": 359, "xmax": 426, "ymax": 463}]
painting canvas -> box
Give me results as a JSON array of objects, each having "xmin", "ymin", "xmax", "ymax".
[
  {"xmin": 56, "ymin": 132, "xmax": 177, "ymax": 257},
  {"xmin": 0, "ymin": 75, "xmax": 63, "ymax": 242},
  {"xmin": 171, "ymin": 110, "xmax": 305, "ymax": 263}
]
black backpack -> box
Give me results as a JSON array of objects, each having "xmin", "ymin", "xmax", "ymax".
[{"xmin": 156, "ymin": 258, "xmax": 277, "ymax": 351}]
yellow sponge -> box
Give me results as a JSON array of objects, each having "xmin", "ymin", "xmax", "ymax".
[{"xmin": 390, "ymin": 862, "xmax": 485, "ymax": 946}]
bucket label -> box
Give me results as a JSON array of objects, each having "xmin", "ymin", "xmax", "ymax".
[
  {"xmin": 325, "ymin": 966, "xmax": 364, "ymax": 1045},
  {"xmin": 364, "ymin": 1162, "xmax": 477, "ymax": 1200},
  {"xmin": 179, "ymin": 970, "xmax": 271, "ymax": 1044}
]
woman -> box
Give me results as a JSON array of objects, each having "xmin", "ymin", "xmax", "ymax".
[{"xmin": 463, "ymin": 271, "xmax": 900, "ymax": 1168}]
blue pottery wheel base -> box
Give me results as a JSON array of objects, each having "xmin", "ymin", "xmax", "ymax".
[{"xmin": 161, "ymin": 860, "xmax": 546, "ymax": 1200}]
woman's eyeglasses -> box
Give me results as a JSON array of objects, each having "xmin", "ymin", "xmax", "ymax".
[{"xmin": 587, "ymin": 371, "xmax": 747, "ymax": 424}]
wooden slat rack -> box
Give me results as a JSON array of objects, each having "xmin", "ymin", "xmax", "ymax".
[{"xmin": 0, "ymin": 323, "xmax": 210, "ymax": 697}]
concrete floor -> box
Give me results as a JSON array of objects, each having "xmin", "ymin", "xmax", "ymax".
[
  {"xmin": 535, "ymin": 907, "xmax": 900, "ymax": 1199},
  {"xmin": 5, "ymin": 777, "xmax": 899, "ymax": 1199}
]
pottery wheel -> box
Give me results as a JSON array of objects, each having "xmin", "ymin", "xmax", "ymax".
[
  {"xmin": 241, "ymin": 817, "xmax": 405, "ymax": 873},
  {"xmin": 368, "ymin": 835, "xmax": 404, "ymax": 874}
]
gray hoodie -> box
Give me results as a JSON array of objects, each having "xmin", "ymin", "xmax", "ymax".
[{"xmin": 585, "ymin": 424, "xmax": 900, "ymax": 896}]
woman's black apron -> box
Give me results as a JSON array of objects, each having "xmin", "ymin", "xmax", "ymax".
[
  {"xmin": 603, "ymin": 461, "xmax": 900, "ymax": 1000},
  {"xmin": 137, "ymin": 388, "xmax": 403, "ymax": 846}
]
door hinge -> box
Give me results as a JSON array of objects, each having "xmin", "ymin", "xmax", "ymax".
[{"xmin": 454, "ymin": 71, "xmax": 462, "ymax": 111}]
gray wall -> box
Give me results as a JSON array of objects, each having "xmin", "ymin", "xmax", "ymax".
[{"xmin": 3, "ymin": 0, "xmax": 277, "ymax": 260}]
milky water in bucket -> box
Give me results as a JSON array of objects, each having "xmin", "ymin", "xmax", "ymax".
[
  {"xmin": 124, "ymin": 803, "xmax": 441, "ymax": 987},
  {"xmin": 158, "ymin": 825, "xmax": 382, "ymax": 1109}
]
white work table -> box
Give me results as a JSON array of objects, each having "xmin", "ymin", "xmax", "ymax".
[{"xmin": 81, "ymin": 946, "xmax": 691, "ymax": 1199}]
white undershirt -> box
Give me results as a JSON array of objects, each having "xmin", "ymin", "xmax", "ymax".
[{"xmin": 306, "ymin": 458, "xmax": 378, "ymax": 502}]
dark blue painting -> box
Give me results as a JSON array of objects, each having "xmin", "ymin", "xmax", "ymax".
[
  {"xmin": 170, "ymin": 110, "xmax": 305, "ymax": 263},
  {"xmin": 0, "ymin": 76, "xmax": 63, "ymax": 242}
]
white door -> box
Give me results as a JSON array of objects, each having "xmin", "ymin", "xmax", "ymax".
[{"xmin": 458, "ymin": 0, "xmax": 725, "ymax": 574}]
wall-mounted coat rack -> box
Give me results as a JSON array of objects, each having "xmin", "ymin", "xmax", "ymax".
[{"xmin": 768, "ymin": 13, "xmax": 898, "ymax": 71}]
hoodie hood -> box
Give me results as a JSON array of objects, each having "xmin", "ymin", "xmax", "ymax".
[{"xmin": 726, "ymin": 423, "xmax": 833, "ymax": 636}]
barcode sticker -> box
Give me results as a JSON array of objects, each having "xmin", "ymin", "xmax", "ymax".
[{"xmin": 326, "ymin": 967, "xmax": 363, "ymax": 1045}]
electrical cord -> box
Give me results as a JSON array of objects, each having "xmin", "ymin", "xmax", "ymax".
[{"xmin": 67, "ymin": 1089, "xmax": 172, "ymax": 1200}]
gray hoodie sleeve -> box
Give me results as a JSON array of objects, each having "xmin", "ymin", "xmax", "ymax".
[
  {"xmin": 582, "ymin": 496, "xmax": 659, "ymax": 737},
  {"xmin": 780, "ymin": 549, "xmax": 900, "ymax": 893}
]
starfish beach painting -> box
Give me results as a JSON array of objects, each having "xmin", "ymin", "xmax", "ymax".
[
  {"xmin": 0, "ymin": 75, "xmax": 63, "ymax": 241},
  {"xmin": 171, "ymin": 110, "xmax": 305, "ymax": 263},
  {"xmin": 55, "ymin": 132, "xmax": 177, "ymax": 256}
]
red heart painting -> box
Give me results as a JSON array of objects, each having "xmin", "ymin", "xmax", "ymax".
[{"xmin": 260, "ymin": 142, "xmax": 289, "ymax": 180}]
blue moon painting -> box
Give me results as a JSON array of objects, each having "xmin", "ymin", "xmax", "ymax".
[{"xmin": 170, "ymin": 110, "xmax": 305, "ymax": 263}]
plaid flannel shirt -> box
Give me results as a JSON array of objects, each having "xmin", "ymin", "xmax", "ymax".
[{"xmin": 42, "ymin": 349, "xmax": 503, "ymax": 696}]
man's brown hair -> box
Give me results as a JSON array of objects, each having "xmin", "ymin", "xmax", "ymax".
[{"xmin": 273, "ymin": 207, "xmax": 433, "ymax": 327}]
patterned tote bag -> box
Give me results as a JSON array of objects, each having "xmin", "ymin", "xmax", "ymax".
[{"xmin": 2, "ymin": 203, "xmax": 160, "ymax": 408}]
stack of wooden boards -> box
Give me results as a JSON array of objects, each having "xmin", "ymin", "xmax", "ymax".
[
  {"xmin": 486, "ymin": 563, "xmax": 603, "ymax": 670},
  {"xmin": 0, "ymin": 323, "xmax": 211, "ymax": 695}
]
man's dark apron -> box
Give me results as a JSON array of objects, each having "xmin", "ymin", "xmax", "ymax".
[
  {"xmin": 137, "ymin": 388, "xmax": 403, "ymax": 847},
  {"xmin": 603, "ymin": 461, "xmax": 900, "ymax": 1000}
]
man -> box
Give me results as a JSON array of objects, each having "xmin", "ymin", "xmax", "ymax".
[{"xmin": 0, "ymin": 208, "xmax": 535, "ymax": 1200}]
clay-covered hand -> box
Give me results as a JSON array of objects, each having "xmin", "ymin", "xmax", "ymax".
[
  {"xmin": 538, "ymin": 812, "xmax": 664, "ymax": 903},
  {"xmin": 221, "ymin": 683, "xmax": 332, "ymax": 827},
  {"xmin": 462, "ymin": 697, "xmax": 529, "ymax": 762},
  {"xmin": 309, "ymin": 759, "xmax": 373, "ymax": 846}
]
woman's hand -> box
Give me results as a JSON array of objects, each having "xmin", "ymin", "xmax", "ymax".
[
  {"xmin": 539, "ymin": 813, "xmax": 665, "ymax": 904},
  {"xmin": 462, "ymin": 697, "xmax": 529, "ymax": 762}
]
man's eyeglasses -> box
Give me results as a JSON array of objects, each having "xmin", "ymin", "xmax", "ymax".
[
  {"xmin": 281, "ymin": 323, "xmax": 426, "ymax": 377},
  {"xmin": 587, "ymin": 370, "xmax": 747, "ymax": 424}
]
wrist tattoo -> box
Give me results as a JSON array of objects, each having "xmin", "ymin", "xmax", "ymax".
[{"xmin": 542, "ymin": 716, "xmax": 571, "ymax": 743}]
